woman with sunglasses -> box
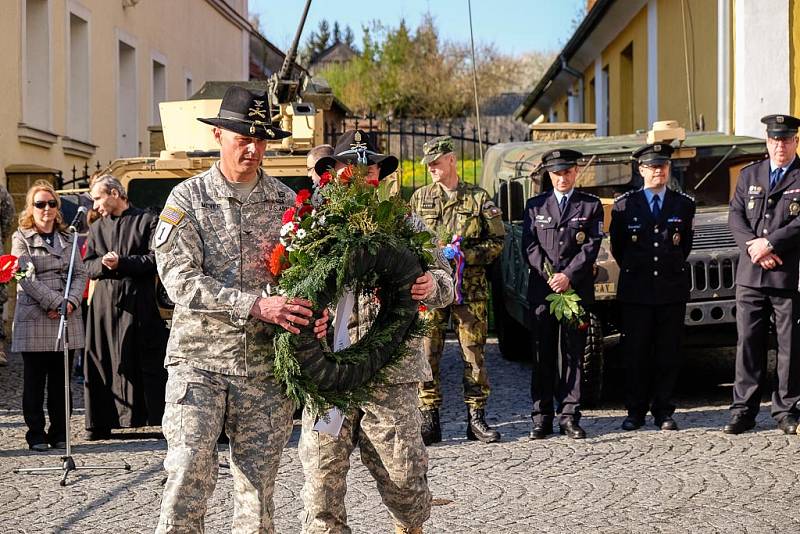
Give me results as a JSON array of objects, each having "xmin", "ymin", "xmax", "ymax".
[{"xmin": 11, "ymin": 180, "xmax": 87, "ymax": 451}]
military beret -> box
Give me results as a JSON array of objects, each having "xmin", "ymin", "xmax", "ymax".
[
  {"xmin": 633, "ymin": 143, "xmax": 674, "ymax": 164},
  {"xmin": 761, "ymin": 114, "xmax": 800, "ymax": 138},
  {"xmin": 540, "ymin": 148, "xmax": 582, "ymax": 172},
  {"xmin": 421, "ymin": 136, "xmax": 454, "ymax": 165}
]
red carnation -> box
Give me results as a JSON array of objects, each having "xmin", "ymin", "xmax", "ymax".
[
  {"xmin": 577, "ymin": 321, "xmax": 590, "ymax": 332},
  {"xmin": 319, "ymin": 171, "xmax": 332, "ymax": 187},
  {"xmin": 295, "ymin": 189, "xmax": 312, "ymax": 206},
  {"xmin": 282, "ymin": 207, "xmax": 296, "ymax": 224},
  {"xmin": 366, "ymin": 177, "xmax": 379, "ymax": 187},
  {"xmin": 297, "ymin": 203, "xmax": 313, "ymax": 218},
  {"xmin": 0, "ymin": 254, "xmax": 19, "ymax": 284},
  {"xmin": 418, "ymin": 304, "xmax": 428, "ymax": 313}
]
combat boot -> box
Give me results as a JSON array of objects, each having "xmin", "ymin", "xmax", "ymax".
[
  {"xmin": 420, "ymin": 408, "xmax": 441, "ymax": 445},
  {"xmin": 395, "ymin": 524, "xmax": 423, "ymax": 534},
  {"xmin": 466, "ymin": 408, "xmax": 501, "ymax": 443}
]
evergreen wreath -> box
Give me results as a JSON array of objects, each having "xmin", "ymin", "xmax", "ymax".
[{"xmin": 270, "ymin": 165, "xmax": 434, "ymax": 413}]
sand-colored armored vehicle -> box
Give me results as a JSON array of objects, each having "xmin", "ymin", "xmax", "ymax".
[{"xmin": 481, "ymin": 125, "xmax": 767, "ymax": 404}]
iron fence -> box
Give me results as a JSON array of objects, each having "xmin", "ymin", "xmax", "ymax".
[
  {"xmin": 324, "ymin": 115, "xmax": 518, "ymax": 193},
  {"xmin": 57, "ymin": 161, "xmax": 108, "ymax": 190}
]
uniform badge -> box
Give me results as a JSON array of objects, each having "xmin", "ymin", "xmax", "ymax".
[
  {"xmin": 576, "ymin": 231, "xmax": 586, "ymax": 244},
  {"xmin": 791, "ymin": 202, "xmax": 800, "ymax": 216},
  {"xmin": 672, "ymin": 232, "xmax": 681, "ymax": 245},
  {"xmin": 156, "ymin": 204, "xmax": 185, "ymax": 248},
  {"xmin": 631, "ymin": 234, "xmax": 638, "ymax": 243},
  {"xmin": 747, "ymin": 199, "xmax": 755, "ymax": 210}
]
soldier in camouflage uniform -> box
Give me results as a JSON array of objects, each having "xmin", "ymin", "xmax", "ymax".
[
  {"xmin": 300, "ymin": 130, "xmax": 455, "ymax": 534},
  {"xmin": 154, "ymin": 86, "xmax": 326, "ymax": 534},
  {"xmin": 0, "ymin": 179, "xmax": 16, "ymax": 366},
  {"xmin": 409, "ymin": 136, "xmax": 505, "ymax": 445}
]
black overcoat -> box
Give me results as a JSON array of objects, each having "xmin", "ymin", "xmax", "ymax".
[{"xmin": 83, "ymin": 206, "xmax": 168, "ymax": 430}]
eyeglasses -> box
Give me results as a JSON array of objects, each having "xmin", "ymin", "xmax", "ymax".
[{"xmin": 33, "ymin": 200, "xmax": 57, "ymax": 209}]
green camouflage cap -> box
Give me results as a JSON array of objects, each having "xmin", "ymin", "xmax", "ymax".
[{"xmin": 421, "ymin": 135, "xmax": 454, "ymax": 165}]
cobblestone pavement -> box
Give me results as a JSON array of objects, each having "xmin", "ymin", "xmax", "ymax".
[{"xmin": 1, "ymin": 340, "xmax": 798, "ymax": 533}]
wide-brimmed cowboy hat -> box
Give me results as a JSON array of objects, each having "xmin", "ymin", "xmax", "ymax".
[
  {"xmin": 198, "ymin": 85, "xmax": 291, "ymax": 140},
  {"xmin": 314, "ymin": 129, "xmax": 399, "ymax": 179}
]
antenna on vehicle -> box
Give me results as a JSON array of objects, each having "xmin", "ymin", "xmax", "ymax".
[{"xmin": 467, "ymin": 0, "xmax": 484, "ymax": 158}]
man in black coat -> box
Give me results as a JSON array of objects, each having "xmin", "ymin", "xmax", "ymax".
[
  {"xmin": 610, "ymin": 143, "xmax": 696, "ymax": 431},
  {"xmin": 522, "ymin": 149, "xmax": 603, "ymax": 440},
  {"xmin": 725, "ymin": 114, "xmax": 800, "ymax": 435},
  {"xmin": 83, "ymin": 175, "xmax": 169, "ymax": 440}
]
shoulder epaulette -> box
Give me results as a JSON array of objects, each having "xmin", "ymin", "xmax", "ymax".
[
  {"xmin": 677, "ymin": 190, "xmax": 696, "ymax": 203},
  {"xmin": 740, "ymin": 159, "xmax": 764, "ymax": 172},
  {"xmin": 613, "ymin": 190, "xmax": 636, "ymax": 203},
  {"xmin": 577, "ymin": 191, "xmax": 600, "ymax": 200}
]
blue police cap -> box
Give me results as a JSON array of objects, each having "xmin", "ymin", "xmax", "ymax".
[
  {"xmin": 540, "ymin": 148, "xmax": 582, "ymax": 172},
  {"xmin": 761, "ymin": 114, "xmax": 800, "ymax": 138},
  {"xmin": 633, "ymin": 143, "xmax": 674, "ymax": 164}
]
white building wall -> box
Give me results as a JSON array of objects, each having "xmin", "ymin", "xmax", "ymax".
[{"xmin": 733, "ymin": 0, "xmax": 790, "ymax": 137}]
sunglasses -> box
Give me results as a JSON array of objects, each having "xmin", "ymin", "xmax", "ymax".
[{"xmin": 33, "ymin": 200, "xmax": 58, "ymax": 209}]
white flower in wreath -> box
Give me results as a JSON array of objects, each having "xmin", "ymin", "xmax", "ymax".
[
  {"xmin": 279, "ymin": 237, "xmax": 288, "ymax": 247},
  {"xmin": 23, "ymin": 261, "xmax": 35, "ymax": 280},
  {"xmin": 296, "ymin": 228, "xmax": 307, "ymax": 240},
  {"xmin": 280, "ymin": 222, "xmax": 294, "ymax": 236}
]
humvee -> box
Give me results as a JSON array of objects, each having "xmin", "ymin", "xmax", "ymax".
[{"xmin": 481, "ymin": 128, "xmax": 768, "ymax": 404}]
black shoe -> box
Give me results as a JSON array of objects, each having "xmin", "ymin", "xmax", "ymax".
[
  {"xmin": 420, "ymin": 408, "xmax": 441, "ymax": 446},
  {"xmin": 559, "ymin": 420, "xmax": 586, "ymax": 439},
  {"xmin": 723, "ymin": 415, "xmax": 756, "ymax": 435},
  {"xmin": 656, "ymin": 417, "xmax": 678, "ymax": 431},
  {"xmin": 777, "ymin": 415, "xmax": 798, "ymax": 435},
  {"xmin": 85, "ymin": 429, "xmax": 111, "ymax": 441},
  {"xmin": 529, "ymin": 419, "xmax": 553, "ymax": 440},
  {"xmin": 51, "ymin": 441, "xmax": 67, "ymax": 449},
  {"xmin": 621, "ymin": 417, "xmax": 644, "ymax": 431},
  {"xmin": 29, "ymin": 443, "xmax": 49, "ymax": 452},
  {"xmin": 466, "ymin": 408, "xmax": 501, "ymax": 443}
]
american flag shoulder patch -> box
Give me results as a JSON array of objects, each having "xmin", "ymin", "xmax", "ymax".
[{"xmin": 159, "ymin": 205, "xmax": 185, "ymax": 226}]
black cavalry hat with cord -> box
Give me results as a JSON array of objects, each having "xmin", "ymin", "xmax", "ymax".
[
  {"xmin": 314, "ymin": 129, "xmax": 399, "ymax": 179},
  {"xmin": 198, "ymin": 85, "xmax": 292, "ymax": 141}
]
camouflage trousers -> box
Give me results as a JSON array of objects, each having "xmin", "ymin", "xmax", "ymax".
[
  {"xmin": 418, "ymin": 301, "xmax": 490, "ymax": 409},
  {"xmin": 298, "ymin": 383, "xmax": 431, "ymax": 533},
  {"xmin": 156, "ymin": 364, "xmax": 294, "ymax": 534}
]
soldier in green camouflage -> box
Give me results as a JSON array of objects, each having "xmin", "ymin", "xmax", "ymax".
[
  {"xmin": 0, "ymin": 180, "xmax": 16, "ymax": 366},
  {"xmin": 410, "ymin": 135, "xmax": 505, "ymax": 445},
  {"xmin": 154, "ymin": 86, "xmax": 327, "ymax": 534}
]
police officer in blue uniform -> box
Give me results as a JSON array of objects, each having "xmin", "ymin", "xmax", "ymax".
[
  {"xmin": 522, "ymin": 149, "xmax": 603, "ymax": 440},
  {"xmin": 610, "ymin": 143, "xmax": 696, "ymax": 431},
  {"xmin": 725, "ymin": 114, "xmax": 800, "ymax": 435}
]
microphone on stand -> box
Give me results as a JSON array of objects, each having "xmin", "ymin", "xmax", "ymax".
[{"xmin": 68, "ymin": 206, "xmax": 88, "ymax": 231}]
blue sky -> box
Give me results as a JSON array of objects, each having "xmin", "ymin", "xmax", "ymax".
[{"xmin": 250, "ymin": 0, "xmax": 586, "ymax": 56}]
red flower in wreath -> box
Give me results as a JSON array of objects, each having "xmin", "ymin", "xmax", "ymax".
[
  {"xmin": 268, "ymin": 244, "xmax": 290, "ymax": 277},
  {"xmin": 319, "ymin": 171, "xmax": 332, "ymax": 188},
  {"xmin": 0, "ymin": 254, "xmax": 19, "ymax": 284},
  {"xmin": 282, "ymin": 207, "xmax": 296, "ymax": 224},
  {"xmin": 295, "ymin": 188, "xmax": 312, "ymax": 206},
  {"xmin": 338, "ymin": 165, "xmax": 354, "ymax": 184},
  {"xmin": 297, "ymin": 203, "xmax": 313, "ymax": 218},
  {"xmin": 366, "ymin": 176, "xmax": 379, "ymax": 187}
]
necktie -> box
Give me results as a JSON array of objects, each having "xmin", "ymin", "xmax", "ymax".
[
  {"xmin": 559, "ymin": 195, "xmax": 568, "ymax": 213},
  {"xmin": 652, "ymin": 195, "xmax": 661, "ymax": 218},
  {"xmin": 770, "ymin": 168, "xmax": 783, "ymax": 190}
]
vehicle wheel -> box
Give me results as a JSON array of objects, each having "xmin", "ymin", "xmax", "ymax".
[
  {"xmin": 489, "ymin": 263, "xmax": 531, "ymax": 361},
  {"xmin": 581, "ymin": 312, "xmax": 605, "ymax": 407}
]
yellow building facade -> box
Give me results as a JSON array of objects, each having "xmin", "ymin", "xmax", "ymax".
[
  {"xmin": 516, "ymin": 0, "xmax": 799, "ymax": 140},
  {"xmin": 1, "ymin": 0, "xmax": 253, "ymax": 190}
]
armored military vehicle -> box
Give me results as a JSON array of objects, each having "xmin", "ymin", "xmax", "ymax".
[{"xmin": 482, "ymin": 126, "xmax": 767, "ymax": 404}]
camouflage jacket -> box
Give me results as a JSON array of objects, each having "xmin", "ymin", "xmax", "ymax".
[
  {"xmin": 410, "ymin": 180, "xmax": 504, "ymax": 301},
  {"xmin": 345, "ymin": 213, "xmax": 454, "ymax": 384},
  {"xmin": 155, "ymin": 163, "xmax": 295, "ymax": 377}
]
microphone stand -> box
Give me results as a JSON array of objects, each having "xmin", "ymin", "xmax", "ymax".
[{"xmin": 14, "ymin": 218, "xmax": 131, "ymax": 486}]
